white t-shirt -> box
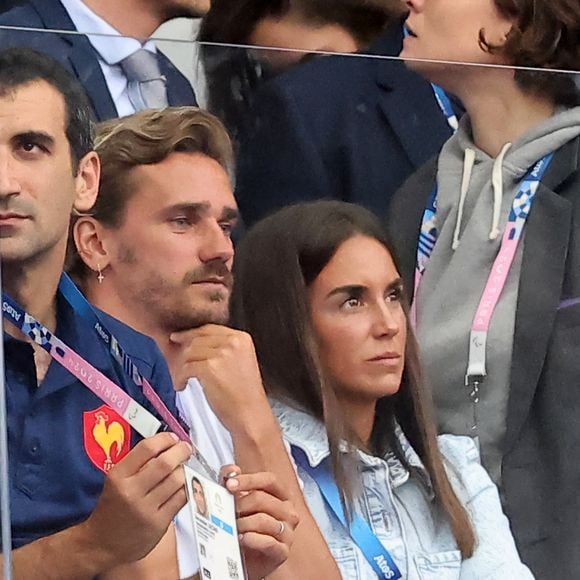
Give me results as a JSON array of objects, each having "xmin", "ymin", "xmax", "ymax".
[{"xmin": 174, "ymin": 379, "xmax": 234, "ymax": 579}]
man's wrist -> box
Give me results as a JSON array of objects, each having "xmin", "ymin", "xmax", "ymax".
[
  {"xmin": 68, "ymin": 520, "xmax": 119, "ymax": 576},
  {"xmin": 229, "ymin": 402, "xmax": 279, "ymax": 442},
  {"xmin": 12, "ymin": 521, "xmax": 120, "ymax": 580}
]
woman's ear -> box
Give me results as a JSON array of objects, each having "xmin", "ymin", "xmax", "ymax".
[
  {"xmin": 73, "ymin": 151, "xmax": 101, "ymax": 213},
  {"xmin": 73, "ymin": 215, "xmax": 110, "ymax": 274}
]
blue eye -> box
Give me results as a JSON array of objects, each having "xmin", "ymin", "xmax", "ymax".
[{"xmin": 170, "ymin": 217, "xmax": 190, "ymax": 228}]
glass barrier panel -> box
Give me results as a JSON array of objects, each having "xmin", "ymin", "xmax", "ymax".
[{"xmin": 0, "ymin": 21, "xmax": 578, "ymax": 579}]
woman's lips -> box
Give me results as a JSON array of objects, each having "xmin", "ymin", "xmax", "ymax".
[{"xmin": 366, "ymin": 353, "xmax": 402, "ymax": 366}]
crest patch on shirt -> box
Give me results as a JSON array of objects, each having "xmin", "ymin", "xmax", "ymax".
[{"xmin": 83, "ymin": 404, "xmax": 131, "ymax": 473}]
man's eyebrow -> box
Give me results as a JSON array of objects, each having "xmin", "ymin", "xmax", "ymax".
[
  {"xmin": 220, "ymin": 206, "xmax": 239, "ymax": 221},
  {"xmin": 164, "ymin": 203, "xmax": 239, "ymax": 222},
  {"xmin": 166, "ymin": 202, "xmax": 210, "ymax": 215},
  {"xmin": 13, "ymin": 130, "xmax": 55, "ymax": 149}
]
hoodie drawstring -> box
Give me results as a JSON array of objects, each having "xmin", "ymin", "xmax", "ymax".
[
  {"xmin": 452, "ymin": 148, "xmax": 475, "ymax": 250},
  {"xmin": 452, "ymin": 143, "xmax": 513, "ymax": 250},
  {"xmin": 489, "ymin": 143, "xmax": 512, "ymax": 240}
]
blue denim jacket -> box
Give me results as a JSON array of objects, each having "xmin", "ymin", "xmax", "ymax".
[{"xmin": 273, "ymin": 401, "xmax": 534, "ymax": 579}]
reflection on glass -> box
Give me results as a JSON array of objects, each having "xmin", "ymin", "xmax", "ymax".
[
  {"xmin": 198, "ymin": 0, "xmax": 404, "ymax": 142},
  {"xmin": 0, "ymin": 10, "xmax": 579, "ymax": 579}
]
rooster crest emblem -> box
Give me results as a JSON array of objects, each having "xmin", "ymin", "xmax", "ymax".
[{"xmin": 83, "ymin": 405, "xmax": 131, "ymax": 473}]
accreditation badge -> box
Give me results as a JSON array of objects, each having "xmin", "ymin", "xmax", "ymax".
[{"xmin": 184, "ymin": 465, "xmax": 246, "ymax": 580}]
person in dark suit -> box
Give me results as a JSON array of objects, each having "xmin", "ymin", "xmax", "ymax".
[
  {"xmin": 233, "ymin": 21, "xmax": 454, "ymax": 225},
  {"xmin": 0, "ymin": 0, "xmax": 199, "ymax": 120},
  {"xmin": 198, "ymin": 0, "xmax": 403, "ymax": 145}
]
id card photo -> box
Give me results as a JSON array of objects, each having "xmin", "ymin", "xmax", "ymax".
[{"xmin": 184, "ymin": 465, "xmax": 246, "ymax": 580}]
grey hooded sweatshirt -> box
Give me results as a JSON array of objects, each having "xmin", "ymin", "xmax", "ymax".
[{"xmin": 416, "ymin": 106, "xmax": 580, "ymax": 484}]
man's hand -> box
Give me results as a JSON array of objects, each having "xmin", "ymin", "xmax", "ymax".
[
  {"xmin": 169, "ymin": 325, "xmax": 271, "ymax": 433},
  {"xmin": 79, "ymin": 432, "xmax": 192, "ymax": 569},
  {"xmin": 222, "ymin": 467, "xmax": 299, "ymax": 580}
]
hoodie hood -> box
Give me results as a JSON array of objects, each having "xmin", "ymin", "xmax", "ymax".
[{"xmin": 437, "ymin": 106, "xmax": 580, "ymax": 251}]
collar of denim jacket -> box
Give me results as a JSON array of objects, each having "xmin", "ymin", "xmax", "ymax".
[{"xmin": 271, "ymin": 398, "xmax": 434, "ymax": 496}]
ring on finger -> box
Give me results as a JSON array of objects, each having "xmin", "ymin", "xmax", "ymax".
[{"xmin": 277, "ymin": 520, "xmax": 285, "ymax": 537}]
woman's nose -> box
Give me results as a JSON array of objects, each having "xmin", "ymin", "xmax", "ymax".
[{"xmin": 372, "ymin": 303, "xmax": 401, "ymax": 337}]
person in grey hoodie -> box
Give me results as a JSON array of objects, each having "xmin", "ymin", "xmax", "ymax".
[{"xmin": 387, "ymin": 0, "xmax": 580, "ymax": 578}]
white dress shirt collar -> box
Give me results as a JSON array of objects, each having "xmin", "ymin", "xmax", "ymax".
[{"xmin": 59, "ymin": 0, "xmax": 157, "ymax": 65}]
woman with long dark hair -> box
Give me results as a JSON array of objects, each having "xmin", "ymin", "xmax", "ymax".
[
  {"xmin": 231, "ymin": 201, "xmax": 532, "ymax": 578},
  {"xmin": 389, "ymin": 1, "xmax": 580, "ymax": 576}
]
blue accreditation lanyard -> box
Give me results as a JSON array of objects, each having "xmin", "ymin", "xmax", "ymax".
[
  {"xmin": 292, "ymin": 446, "xmax": 402, "ymax": 579},
  {"xmin": 58, "ymin": 274, "xmax": 219, "ymax": 481}
]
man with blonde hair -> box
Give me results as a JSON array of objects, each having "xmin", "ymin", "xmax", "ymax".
[{"xmin": 71, "ymin": 106, "xmax": 341, "ymax": 579}]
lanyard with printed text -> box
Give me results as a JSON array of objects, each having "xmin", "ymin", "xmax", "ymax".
[
  {"xmin": 2, "ymin": 292, "xmax": 161, "ymax": 439},
  {"xmin": 412, "ymin": 153, "xmax": 554, "ymax": 432},
  {"xmin": 58, "ymin": 274, "xmax": 219, "ymax": 481},
  {"xmin": 292, "ymin": 446, "xmax": 402, "ymax": 580}
]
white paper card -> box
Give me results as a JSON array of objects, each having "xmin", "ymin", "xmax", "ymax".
[{"xmin": 184, "ymin": 465, "xmax": 246, "ymax": 580}]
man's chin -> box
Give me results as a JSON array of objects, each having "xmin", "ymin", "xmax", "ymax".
[
  {"xmin": 168, "ymin": 291, "xmax": 230, "ymax": 329},
  {"xmin": 205, "ymin": 310, "xmax": 229, "ymax": 327},
  {"xmin": 189, "ymin": 304, "xmax": 230, "ymax": 328}
]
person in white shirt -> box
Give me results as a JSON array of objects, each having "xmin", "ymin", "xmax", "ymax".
[{"xmin": 71, "ymin": 106, "xmax": 342, "ymax": 580}]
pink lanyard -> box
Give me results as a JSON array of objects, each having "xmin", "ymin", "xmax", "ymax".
[
  {"xmin": 412, "ymin": 154, "xmax": 553, "ymax": 414},
  {"xmin": 2, "ymin": 292, "xmax": 161, "ymax": 438},
  {"xmin": 62, "ymin": 274, "xmax": 219, "ymax": 480},
  {"xmin": 3, "ymin": 282, "xmax": 220, "ymax": 481},
  {"xmin": 2, "ymin": 288, "xmax": 218, "ymax": 481}
]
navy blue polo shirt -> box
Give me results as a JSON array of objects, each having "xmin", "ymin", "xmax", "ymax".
[{"xmin": 4, "ymin": 297, "xmax": 178, "ymax": 549}]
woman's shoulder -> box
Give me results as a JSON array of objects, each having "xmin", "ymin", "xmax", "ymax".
[
  {"xmin": 436, "ymin": 440, "xmax": 534, "ymax": 578},
  {"xmin": 270, "ymin": 399, "xmax": 331, "ymax": 461},
  {"xmin": 436, "ymin": 434, "xmax": 494, "ymax": 503},
  {"xmin": 436, "ymin": 433, "xmax": 480, "ymax": 466}
]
